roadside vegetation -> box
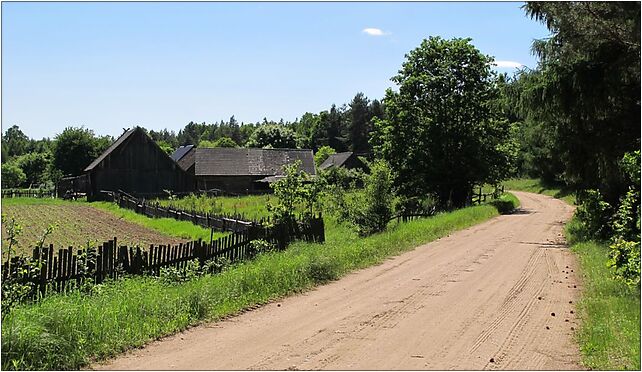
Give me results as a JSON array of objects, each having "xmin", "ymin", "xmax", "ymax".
[{"xmin": 1, "ymin": 193, "xmax": 518, "ymax": 370}]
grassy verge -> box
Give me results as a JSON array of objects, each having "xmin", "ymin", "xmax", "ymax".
[
  {"xmin": 90, "ymin": 202, "xmax": 227, "ymax": 241},
  {"xmin": 566, "ymin": 219, "xmax": 641, "ymax": 370},
  {"xmin": 504, "ymin": 178, "xmax": 576, "ymax": 205},
  {"xmin": 1, "ymin": 194, "xmax": 518, "ymax": 370}
]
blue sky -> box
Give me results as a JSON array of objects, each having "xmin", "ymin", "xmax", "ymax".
[{"xmin": 2, "ymin": 2, "xmax": 550, "ymax": 139}]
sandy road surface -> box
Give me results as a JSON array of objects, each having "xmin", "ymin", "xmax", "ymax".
[{"xmin": 96, "ymin": 191, "xmax": 583, "ymax": 370}]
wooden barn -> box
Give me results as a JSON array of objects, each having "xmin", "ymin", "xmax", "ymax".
[
  {"xmin": 189, "ymin": 147, "xmax": 316, "ymax": 194},
  {"xmin": 84, "ymin": 127, "xmax": 194, "ymax": 200},
  {"xmin": 318, "ymin": 152, "xmax": 368, "ymax": 171}
]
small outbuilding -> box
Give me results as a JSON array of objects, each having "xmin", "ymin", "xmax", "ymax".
[
  {"xmin": 84, "ymin": 127, "xmax": 194, "ymax": 200},
  {"xmin": 171, "ymin": 145, "xmax": 196, "ymax": 173},
  {"xmin": 318, "ymin": 152, "xmax": 367, "ymax": 171}
]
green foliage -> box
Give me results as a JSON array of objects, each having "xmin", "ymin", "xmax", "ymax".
[
  {"xmin": 246, "ymin": 125, "xmax": 298, "ymax": 149},
  {"xmin": 569, "ymin": 240, "xmax": 640, "ymax": 370},
  {"xmin": 334, "ymin": 160, "xmax": 394, "ymax": 236},
  {"xmin": 575, "ymin": 189, "xmax": 613, "ymax": 241},
  {"xmin": 267, "ymin": 161, "xmax": 322, "ymax": 224},
  {"xmin": 375, "ymin": 36, "xmax": 514, "ymax": 207},
  {"xmin": 394, "ymin": 195, "xmax": 437, "ymax": 216},
  {"xmin": 608, "ymin": 238, "xmax": 641, "ymax": 289},
  {"xmin": 159, "ymin": 260, "xmax": 201, "ymax": 285},
  {"xmin": 212, "ymin": 137, "xmax": 238, "ymax": 148},
  {"xmin": 2, "ymin": 125, "xmax": 30, "ymax": 160},
  {"xmin": 519, "ymin": 2, "xmax": 640, "ymax": 204},
  {"xmin": 199, "ymin": 137, "xmax": 238, "ymax": 148},
  {"xmin": 13, "ymin": 152, "xmax": 51, "ymax": 187},
  {"xmin": 1, "ymin": 163, "xmax": 26, "ymax": 188},
  {"xmin": 347, "ymin": 92, "xmax": 373, "ymax": 153},
  {"xmin": 313, "ymin": 145, "xmax": 336, "ymax": 167},
  {"xmin": 318, "ymin": 166, "xmax": 364, "ymax": 190},
  {"xmin": 1, "ymin": 217, "xmax": 56, "ymax": 318},
  {"xmin": 51, "ymin": 127, "xmax": 111, "ymax": 176},
  {"xmin": 156, "ymin": 140, "xmax": 174, "ymax": 155},
  {"xmin": 248, "ymin": 239, "xmax": 275, "ymax": 256}
]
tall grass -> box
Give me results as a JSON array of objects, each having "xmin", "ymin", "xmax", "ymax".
[
  {"xmin": 156, "ymin": 194, "xmax": 273, "ymax": 220},
  {"xmin": 1, "ymin": 194, "xmax": 518, "ymax": 370},
  {"xmin": 90, "ymin": 202, "xmax": 227, "ymax": 241},
  {"xmin": 570, "ymin": 238, "xmax": 640, "ymax": 370}
]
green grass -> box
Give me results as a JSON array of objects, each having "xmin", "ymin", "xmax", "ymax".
[
  {"xmin": 1, "ymin": 193, "xmax": 519, "ymax": 370},
  {"xmin": 1, "ymin": 197, "xmax": 79, "ymax": 207},
  {"xmin": 570, "ymin": 238, "xmax": 640, "ymax": 370},
  {"xmin": 156, "ymin": 194, "xmax": 273, "ymax": 220},
  {"xmin": 504, "ymin": 178, "xmax": 577, "ymax": 205},
  {"xmin": 90, "ymin": 202, "xmax": 227, "ymax": 241}
]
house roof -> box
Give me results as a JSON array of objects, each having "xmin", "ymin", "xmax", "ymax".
[
  {"xmin": 195, "ymin": 148, "xmax": 316, "ymax": 176},
  {"xmin": 319, "ymin": 152, "xmax": 354, "ymax": 170},
  {"xmin": 170, "ymin": 145, "xmax": 194, "ymax": 162},
  {"xmin": 84, "ymin": 128, "xmax": 137, "ymax": 172}
]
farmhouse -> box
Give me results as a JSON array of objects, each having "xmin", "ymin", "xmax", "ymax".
[
  {"xmin": 84, "ymin": 127, "xmax": 194, "ymax": 200},
  {"xmin": 319, "ymin": 152, "xmax": 368, "ymax": 171},
  {"xmin": 190, "ymin": 147, "xmax": 316, "ymax": 193}
]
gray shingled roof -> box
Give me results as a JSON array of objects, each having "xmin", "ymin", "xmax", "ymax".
[
  {"xmin": 84, "ymin": 128, "xmax": 136, "ymax": 172},
  {"xmin": 319, "ymin": 152, "xmax": 354, "ymax": 170},
  {"xmin": 195, "ymin": 148, "xmax": 316, "ymax": 176},
  {"xmin": 171, "ymin": 145, "xmax": 194, "ymax": 162}
]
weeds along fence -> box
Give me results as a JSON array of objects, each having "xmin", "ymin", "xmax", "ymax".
[
  {"xmin": 1, "ymin": 189, "xmax": 56, "ymax": 199},
  {"xmin": 107, "ymin": 190, "xmax": 254, "ymax": 233},
  {"xmin": 2, "ymin": 216, "xmax": 324, "ymax": 299}
]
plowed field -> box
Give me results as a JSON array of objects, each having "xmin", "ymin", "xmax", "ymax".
[{"xmin": 2, "ymin": 203, "xmax": 185, "ymax": 257}]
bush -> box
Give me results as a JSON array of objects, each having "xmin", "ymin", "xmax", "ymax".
[
  {"xmin": 306, "ymin": 255, "xmax": 341, "ymax": 284},
  {"xmin": 314, "ymin": 146, "xmax": 336, "ymax": 167},
  {"xmin": 335, "ymin": 160, "xmax": 394, "ymax": 236},
  {"xmin": 575, "ymin": 189, "xmax": 613, "ymax": 241},
  {"xmin": 318, "ymin": 166, "xmax": 364, "ymax": 189},
  {"xmin": 608, "ymin": 238, "xmax": 641, "ymax": 289},
  {"xmin": 394, "ymin": 195, "xmax": 437, "ymax": 216},
  {"xmin": 1, "ymin": 163, "xmax": 26, "ymax": 188}
]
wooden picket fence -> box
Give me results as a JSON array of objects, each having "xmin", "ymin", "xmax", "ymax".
[
  {"xmin": 2, "ymin": 215, "xmax": 325, "ymax": 299},
  {"xmin": 108, "ymin": 190, "xmax": 254, "ymax": 233}
]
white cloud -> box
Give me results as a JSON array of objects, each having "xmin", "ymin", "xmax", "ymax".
[
  {"xmin": 493, "ymin": 60, "xmax": 524, "ymax": 68},
  {"xmin": 362, "ymin": 28, "xmax": 390, "ymax": 36}
]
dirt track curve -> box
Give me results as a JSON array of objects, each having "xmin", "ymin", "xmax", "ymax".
[{"xmin": 96, "ymin": 191, "xmax": 584, "ymax": 370}]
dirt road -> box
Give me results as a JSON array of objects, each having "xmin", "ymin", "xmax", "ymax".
[{"xmin": 97, "ymin": 191, "xmax": 583, "ymax": 370}]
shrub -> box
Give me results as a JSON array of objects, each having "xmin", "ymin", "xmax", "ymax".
[
  {"xmin": 318, "ymin": 166, "xmax": 364, "ymax": 189},
  {"xmin": 306, "ymin": 255, "xmax": 341, "ymax": 284},
  {"xmin": 394, "ymin": 195, "xmax": 437, "ymax": 216},
  {"xmin": 1, "ymin": 163, "xmax": 26, "ymax": 188},
  {"xmin": 608, "ymin": 238, "xmax": 641, "ymax": 289},
  {"xmin": 314, "ymin": 145, "xmax": 336, "ymax": 167},
  {"xmin": 575, "ymin": 189, "xmax": 613, "ymax": 241},
  {"xmin": 334, "ymin": 160, "xmax": 394, "ymax": 236}
]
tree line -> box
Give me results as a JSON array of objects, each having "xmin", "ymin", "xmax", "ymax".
[{"xmin": 1, "ymin": 92, "xmax": 385, "ymax": 189}]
